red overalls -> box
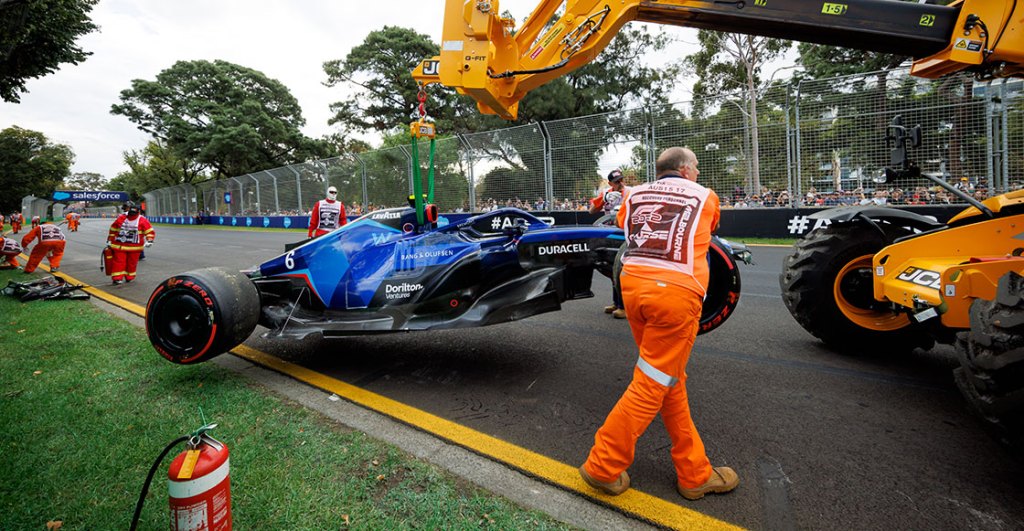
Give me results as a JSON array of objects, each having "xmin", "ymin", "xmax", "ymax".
[
  {"xmin": 308, "ymin": 199, "xmax": 346, "ymax": 238},
  {"xmin": 107, "ymin": 213, "xmax": 155, "ymax": 282}
]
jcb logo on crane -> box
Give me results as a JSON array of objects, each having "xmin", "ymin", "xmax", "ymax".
[
  {"xmin": 896, "ymin": 267, "xmax": 942, "ymax": 290},
  {"xmin": 421, "ymin": 60, "xmax": 439, "ymax": 76}
]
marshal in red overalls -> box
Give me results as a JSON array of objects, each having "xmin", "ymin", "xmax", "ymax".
[
  {"xmin": 307, "ymin": 187, "xmax": 347, "ymax": 238},
  {"xmin": 107, "ymin": 204, "xmax": 155, "ymax": 284}
]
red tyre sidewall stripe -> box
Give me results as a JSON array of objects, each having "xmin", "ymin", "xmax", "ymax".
[
  {"xmin": 145, "ymin": 284, "xmax": 166, "ymax": 337},
  {"xmin": 180, "ymin": 324, "xmax": 218, "ymax": 364}
]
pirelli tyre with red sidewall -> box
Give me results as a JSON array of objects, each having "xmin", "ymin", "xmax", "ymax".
[
  {"xmin": 610, "ymin": 236, "xmax": 742, "ymax": 335},
  {"xmin": 146, "ymin": 267, "xmax": 260, "ymax": 364}
]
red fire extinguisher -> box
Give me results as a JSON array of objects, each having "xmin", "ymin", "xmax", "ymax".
[
  {"xmin": 101, "ymin": 245, "xmax": 114, "ymax": 275},
  {"xmin": 167, "ymin": 431, "xmax": 232, "ymax": 530},
  {"xmin": 129, "ymin": 424, "xmax": 231, "ymax": 531}
]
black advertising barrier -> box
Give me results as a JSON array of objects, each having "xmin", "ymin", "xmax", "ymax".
[
  {"xmin": 149, "ymin": 205, "xmax": 968, "ymax": 239},
  {"xmin": 716, "ymin": 205, "xmax": 966, "ymax": 239}
]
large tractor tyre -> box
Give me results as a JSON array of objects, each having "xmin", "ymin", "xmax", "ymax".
[
  {"xmin": 146, "ymin": 267, "xmax": 260, "ymax": 364},
  {"xmin": 954, "ymin": 271, "xmax": 1024, "ymax": 448},
  {"xmin": 611, "ymin": 237, "xmax": 741, "ymax": 335},
  {"xmin": 779, "ymin": 224, "xmax": 933, "ymax": 353}
]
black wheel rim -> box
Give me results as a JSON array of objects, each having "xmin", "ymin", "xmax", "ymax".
[{"xmin": 155, "ymin": 291, "xmax": 211, "ymax": 355}]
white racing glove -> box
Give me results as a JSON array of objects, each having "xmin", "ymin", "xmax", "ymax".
[{"xmin": 144, "ymin": 241, "xmax": 153, "ymax": 248}]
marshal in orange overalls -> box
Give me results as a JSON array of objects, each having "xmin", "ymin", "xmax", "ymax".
[
  {"xmin": 581, "ymin": 149, "xmax": 737, "ymax": 500},
  {"xmin": 0, "ymin": 236, "xmax": 22, "ymax": 269},
  {"xmin": 21, "ymin": 222, "xmax": 66, "ymax": 273}
]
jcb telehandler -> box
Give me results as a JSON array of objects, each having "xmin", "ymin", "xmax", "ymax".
[{"xmin": 415, "ymin": 0, "xmax": 1024, "ymax": 444}]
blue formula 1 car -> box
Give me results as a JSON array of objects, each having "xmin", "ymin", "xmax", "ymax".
[{"xmin": 145, "ymin": 206, "xmax": 748, "ymax": 364}]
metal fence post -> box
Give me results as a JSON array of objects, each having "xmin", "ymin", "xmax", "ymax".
[
  {"xmin": 1000, "ymin": 79, "xmax": 1010, "ymax": 194},
  {"xmin": 794, "ymin": 80, "xmax": 804, "ymax": 206},
  {"xmin": 987, "ymin": 82, "xmax": 997, "ymax": 192},
  {"xmin": 456, "ymin": 133, "xmax": 476, "ymax": 211},
  {"xmin": 353, "ymin": 153, "xmax": 369, "ymax": 211},
  {"xmin": 646, "ymin": 105, "xmax": 658, "ymax": 182},
  {"xmin": 248, "ymin": 174, "xmax": 261, "ymax": 214},
  {"xmin": 398, "ymin": 145, "xmax": 414, "ymax": 196},
  {"xmin": 287, "ymin": 166, "xmax": 303, "ymax": 212},
  {"xmin": 538, "ymin": 120, "xmax": 554, "ymax": 207},
  {"xmin": 784, "ymin": 83, "xmax": 794, "ymax": 207}
]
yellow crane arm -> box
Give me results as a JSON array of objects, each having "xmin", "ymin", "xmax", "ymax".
[{"xmin": 412, "ymin": 0, "xmax": 1024, "ymax": 120}]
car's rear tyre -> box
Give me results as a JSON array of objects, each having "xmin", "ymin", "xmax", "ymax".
[
  {"xmin": 780, "ymin": 224, "xmax": 933, "ymax": 353},
  {"xmin": 699, "ymin": 237, "xmax": 742, "ymax": 335},
  {"xmin": 611, "ymin": 237, "xmax": 741, "ymax": 335},
  {"xmin": 954, "ymin": 271, "xmax": 1024, "ymax": 448},
  {"xmin": 146, "ymin": 267, "xmax": 260, "ymax": 364}
]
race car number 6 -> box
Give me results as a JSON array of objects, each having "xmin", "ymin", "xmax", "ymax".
[{"xmin": 285, "ymin": 251, "xmax": 295, "ymax": 269}]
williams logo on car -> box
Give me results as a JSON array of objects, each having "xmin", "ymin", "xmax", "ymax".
[{"xmin": 384, "ymin": 282, "xmax": 423, "ymax": 300}]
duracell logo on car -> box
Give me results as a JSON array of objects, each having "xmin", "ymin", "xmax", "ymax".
[
  {"xmin": 536, "ymin": 242, "xmax": 590, "ymax": 256},
  {"xmin": 385, "ymin": 282, "xmax": 423, "ymax": 299}
]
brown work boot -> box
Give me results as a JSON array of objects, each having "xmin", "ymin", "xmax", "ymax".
[
  {"xmin": 678, "ymin": 466, "xmax": 739, "ymax": 500},
  {"xmin": 579, "ymin": 465, "xmax": 630, "ymax": 496},
  {"xmin": 612, "ymin": 308, "xmax": 627, "ymax": 319},
  {"xmin": 604, "ymin": 304, "xmax": 616, "ymax": 314}
]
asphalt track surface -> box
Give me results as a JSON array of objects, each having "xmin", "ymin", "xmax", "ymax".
[{"xmin": 49, "ymin": 219, "xmax": 1023, "ymax": 530}]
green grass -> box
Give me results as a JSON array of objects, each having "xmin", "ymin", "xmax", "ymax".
[{"xmin": 0, "ymin": 270, "xmax": 572, "ymax": 530}]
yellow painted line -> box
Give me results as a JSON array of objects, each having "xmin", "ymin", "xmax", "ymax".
[
  {"xmin": 19, "ymin": 258, "xmax": 742, "ymax": 530},
  {"xmin": 230, "ymin": 344, "xmax": 743, "ymax": 531}
]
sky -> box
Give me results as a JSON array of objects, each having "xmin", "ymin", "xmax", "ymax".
[{"xmin": 0, "ymin": 1, "xmax": 722, "ymax": 182}]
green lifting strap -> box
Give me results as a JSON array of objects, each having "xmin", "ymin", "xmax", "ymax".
[{"xmin": 409, "ymin": 134, "xmax": 436, "ymax": 226}]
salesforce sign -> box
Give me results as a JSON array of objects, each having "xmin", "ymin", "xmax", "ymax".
[{"xmin": 52, "ymin": 190, "xmax": 130, "ymax": 202}]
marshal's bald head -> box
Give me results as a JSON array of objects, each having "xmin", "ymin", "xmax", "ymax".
[{"xmin": 656, "ymin": 147, "xmax": 699, "ymax": 181}]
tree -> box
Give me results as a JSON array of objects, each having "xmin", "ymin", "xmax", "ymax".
[
  {"xmin": 0, "ymin": 126, "xmax": 73, "ymax": 212},
  {"xmin": 111, "ymin": 60, "xmax": 331, "ymax": 179},
  {"xmin": 62, "ymin": 171, "xmax": 107, "ymax": 190},
  {"xmin": 327, "ymin": 25, "xmax": 680, "ymax": 205},
  {"xmin": 686, "ymin": 31, "xmax": 791, "ymax": 194},
  {"xmin": 323, "ymin": 26, "xmax": 495, "ymax": 136},
  {"xmin": 0, "ymin": 0, "xmax": 98, "ymax": 103},
  {"xmin": 519, "ymin": 25, "xmax": 682, "ymax": 122},
  {"xmin": 107, "ymin": 141, "xmax": 206, "ymax": 199}
]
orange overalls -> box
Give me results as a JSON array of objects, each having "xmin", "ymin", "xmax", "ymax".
[
  {"xmin": 10, "ymin": 214, "xmax": 22, "ymax": 233},
  {"xmin": 583, "ymin": 175, "xmax": 721, "ymax": 490},
  {"xmin": 66, "ymin": 213, "xmax": 79, "ymax": 232},
  {"xmin": 21, "ymin": 223, "xmax": 66, "ymax": 273},
  {"xmin": 107, "ymin": 213, "xmax": 154, "ymax": 282},
  {"xmin": 0, "ymin": 237, "xmax": 22, "ymax": 269}
]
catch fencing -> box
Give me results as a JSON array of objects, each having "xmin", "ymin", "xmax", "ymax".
[{"xmin": 144, "ymin": 67, "xmax": 1020, "ymax": 216}]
